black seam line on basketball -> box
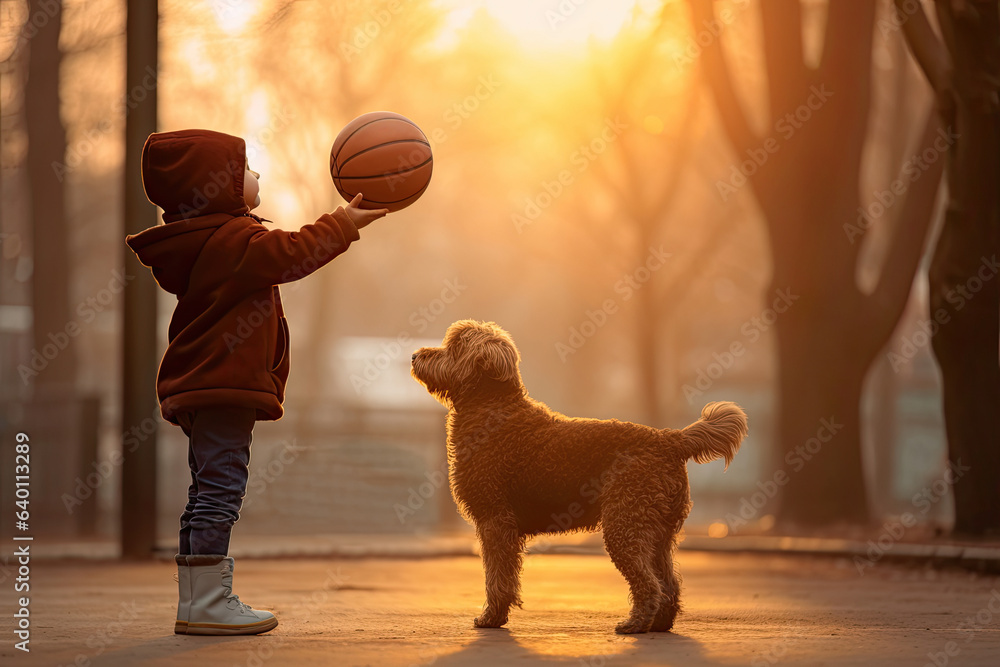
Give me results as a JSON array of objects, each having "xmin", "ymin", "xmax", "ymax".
[
  {"xmin": 331, "ymin": 117, "xmax": 424, "ymax": 169},
  {"xmin": 341, "ymin": 178, "xmax": 431, "ymax": 205},
  {"xmin": 331, "ymin": 117, "xmax": 423, "ymax": 167},
  {"xmin": 334, "ymin": 156, "xmax": 433, "ymax": 180},
  {"xmin": 338, "ymin": 139, "xmax": 432, "ymax": 173}
]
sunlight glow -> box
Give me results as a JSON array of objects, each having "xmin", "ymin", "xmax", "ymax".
[
  {"xmin": 244, "ymin": 89, "xmax": 270, "ymax": 132},
  {"xmin": 708, "ymin": 522, "xmax": 729, "ymax": 538},
  {"xmin": 179, "ymin": 38, "xmax": 217, "ymax": 81},
  {"xmin": 243, "ymin": 90, "xmax": 274, "ymax": 177},
  {"xmin": 643, "ymin": 115, "xmax": 665, "ymax": 135},
  {"xmin": 212, "ymin": 0, "xmax": 261, "ymax": 34},
  {"xmin": 443, "ymin": 0, "xmax": 659, "ymax": 49},
  {"xmin": 265, "ymin": 188, "xmax": 302, "ymax": 228}
]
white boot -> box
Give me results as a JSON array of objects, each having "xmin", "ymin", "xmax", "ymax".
[
  {"xmin": 174, "ymin": 554, "xmax": 192, "ymax": 634},
  {"xmin": 177, "ymin": 554, "xmax": 278, "ymax": 635}
]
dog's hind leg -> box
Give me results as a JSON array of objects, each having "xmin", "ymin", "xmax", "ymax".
[
  {"xmin": 602, "ymin": 494, "xmax": 663, "ymax": 634},
  {"xmin": 474, "ymin": 515, "xmax": 525, "ymax": 629},
  {"xmin": 650, "ymin": 540, "xmax": 681, "ymax": 632}
]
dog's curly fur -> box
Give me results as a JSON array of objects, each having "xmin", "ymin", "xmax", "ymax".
[{"xmin": 411, "ymin": 320, "xmax": 748, "ymax": 634}]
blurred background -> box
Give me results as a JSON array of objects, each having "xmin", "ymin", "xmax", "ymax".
[{"xmin": 0, "ymin": 0, "xmax": 969, "ymax": 555}]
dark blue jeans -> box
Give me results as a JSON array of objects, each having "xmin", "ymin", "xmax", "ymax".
[{"xmin": 177, "ymin": 407, "xmax": 256, "ymax": 555}]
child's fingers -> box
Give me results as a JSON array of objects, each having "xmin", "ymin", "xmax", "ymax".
[
  {"xmin": 373, "ymin": 208, "xmax": 389, "ymax": 218},
  {"xmin": 349, "ymin": 193, "xmax": 364, "ymax": 207}
]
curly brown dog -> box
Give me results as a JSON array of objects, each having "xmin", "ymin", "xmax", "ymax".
[{"xmin": 410, "ymin": 320, "xmax": 748, "ymax": 634}]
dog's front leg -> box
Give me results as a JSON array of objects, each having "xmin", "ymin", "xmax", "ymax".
[{"xmin": 474, "ymin": 515, "xmax": 524, "ymax": 629}]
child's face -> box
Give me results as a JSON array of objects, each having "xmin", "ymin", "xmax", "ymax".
[{"xmin": 244, "ymin": 162, "xmax": 260, "ymax": 210}]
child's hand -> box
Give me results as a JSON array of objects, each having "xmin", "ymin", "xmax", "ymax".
[{"xmin": 343, "ymin": 193, "xmax": 389, "ymax": 230}]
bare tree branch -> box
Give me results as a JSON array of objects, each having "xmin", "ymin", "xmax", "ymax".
[
  {"xmin": 820, "ymin": 2, "xmax": 876, "ymax": 83},
  {"xmin": 818, "ymin": 2, "xmax": 877, "ymax": 171},
  {"xmin": 894, "ymin": 0, "xmax": 951, "ymax": 95},
  {"xmin": 687, "ymin": 0, "xmax": 760, "ymax": 154},
  {"xmin": 760, "ymin": 0, "xmax": 806, "ymax": 122},
  {"xmin": 648, "ymin": 84, "xmax": 701, "ymax": 221},
  {"xmin": 869, "ymin": 108, "xmax": 945, "ymax": 327},
  {"xmin": 657, "ymin": 208, "xmax": 731, "ymax": 310}
]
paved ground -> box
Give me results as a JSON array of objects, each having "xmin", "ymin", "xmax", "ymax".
[{"xmin": 3, "ymin": 551, "xmax": 1000, "ymax": 666}]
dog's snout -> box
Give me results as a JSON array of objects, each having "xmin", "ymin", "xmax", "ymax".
[{"xmin": 411, "ymin": 352, "xmax": 418, "ymax": 362}]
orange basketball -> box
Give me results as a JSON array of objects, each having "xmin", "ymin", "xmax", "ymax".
[{"xmin": 330, "ymin": 111, "xmax": 433, "ymax": 212}]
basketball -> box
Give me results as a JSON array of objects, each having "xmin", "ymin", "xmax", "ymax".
[{"xmin": 329, "ymin": 111, "xmax": 433, "ymax": 212}]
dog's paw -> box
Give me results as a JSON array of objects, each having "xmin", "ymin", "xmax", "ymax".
[
  {"xmin": 473, "ymin": 613, "xmax": 507, "ymax": 629},
  {"xmin": 648, "ymin": 620, "xmax": 675, "ymax": 633},
  {"xmin": 615, "ymin": 617, "xmax": 651, "ymax": 635},
  {"xmin": 650, "ymin": 604, "xmax": 678, "ymax": 632}
]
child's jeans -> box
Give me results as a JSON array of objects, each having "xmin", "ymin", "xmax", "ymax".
[{"xmin": 176, "ymin": 407, "xmax": 256, "ymax": 555}]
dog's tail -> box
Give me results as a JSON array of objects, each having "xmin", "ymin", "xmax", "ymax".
[{"xmin": 676, "ymin": 402, "xmax": 748, "ymax": 470}]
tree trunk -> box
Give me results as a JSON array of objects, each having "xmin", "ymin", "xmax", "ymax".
[
  {"xmin": 896, "ymin": 0, "xmax": 1000, "ymax": 536},
  {"xmin": 932, "ymin": 4, "xmax": 1000, "ymax": 536},
  {"xmin": 24, "ymin": 0, "xmax": 74, "ymax": 391},
  {"xmin": 930, "ymin": 220, "xmax": 1000, "ymax": 534},
  {"xmin": 929, "ymin": 205, "xmax": 1000, "ymax": 535},
  {"xmin": 689, "ymin": 0, "xmax": 945, "ymax": 527},
  {"xmin": 120, "ymin": 0, "xmax": 160, "ymax": 560},
  {"xmin": 774, "ymin": 302, "xmax": 869, "ymax": 525}
]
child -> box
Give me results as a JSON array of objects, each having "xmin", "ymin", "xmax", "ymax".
[{"xmin": 126, "ymin": 129, "xmax": 387, "ymax": 635}]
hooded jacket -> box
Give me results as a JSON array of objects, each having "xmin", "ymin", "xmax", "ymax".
[{"xmin": 126, "ymin": 129, "xmax": 360, "ymax": 424}]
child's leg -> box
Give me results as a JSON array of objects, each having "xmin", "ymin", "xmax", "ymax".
[
  {"xmin": 178, "ymin": 444, "xmax": 199, "ymax": 555},
  {"xmin": 174, "ymin": 407, "xmax": 276, "ymax": 635},
  {"xmin": 177, "ymin": 412, "xmax": 197, "ymax": 556},
  {"xmin": 186, "ymin": 407, "xmax": 256, "ymax": 555}
]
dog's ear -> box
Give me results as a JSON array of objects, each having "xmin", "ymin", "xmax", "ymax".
[{"xmin": 479, "ymin": 335, "xmax": 520, "ymax": 383}]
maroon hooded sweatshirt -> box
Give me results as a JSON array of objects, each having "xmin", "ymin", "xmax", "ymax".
[{"xmin": 126, "ymin": 129, "xmax": 359, "ymax": 424}]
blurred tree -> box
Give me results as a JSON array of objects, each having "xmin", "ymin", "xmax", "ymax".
[
  {"xmin": 121, "ymin": 0, "xmax": 159, "ymax": 560},
  {"xmin": 895, "ymin": 0, "xmax": 1000, "ymax": 536},
  {"xmin": 864, "ymin": 24, "xmax": 926, "ymax": 520},
  {"xmin": 258, "ymin": 0, "xmax": 444, "ymax": 433},
  {"xmin": 689, "ymin": 0, "xmax": 946, "ymax": 526},
  {"xmin": 24, "ymin": 0, "xmax": 75, "ymax": 393},
  {"xmin": 520, "ymin": 5, "xmax": 735, "ymax": 426},
  {"xmin": 580, "ymin": 7, "xmax": 723, "ymax": 426}
]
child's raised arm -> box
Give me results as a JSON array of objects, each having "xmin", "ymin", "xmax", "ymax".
[{"xmin": 237, "ymin": 194, "xmax": 388, "ymax": 287}]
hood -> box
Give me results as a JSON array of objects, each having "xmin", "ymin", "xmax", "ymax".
[
  {"xmin": 125, "ymin": 215, "xmax": 233, "ymax": 296},
  {"xmin": 141, "ymin": 129, "xmax": 249, "ymax": 222}
]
